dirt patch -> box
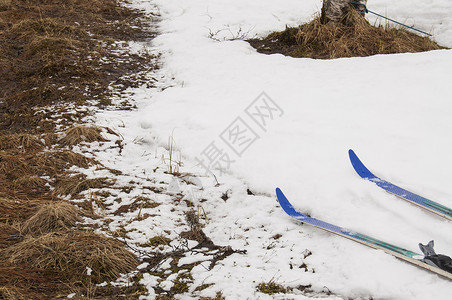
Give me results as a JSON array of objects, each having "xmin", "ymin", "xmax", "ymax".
[{"xmin": 249, "ymin": 10, "xmax": 445, "ymax": 59}]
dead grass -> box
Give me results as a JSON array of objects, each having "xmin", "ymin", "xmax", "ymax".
[
  {"xmin": 54, "ymin": 175, "xmax": 112, "ymax": 196},
  {"xmin": 0, "ymin": 150, "xmax": 95, "ymax": 182},
  {"xmin": 51, "ymin": 150, "xmax": 96, "ymax": 168},
  {"xmin": 11, "ymin": 18, "xmax": 82, "ymax": 39},
  {"xmin": 0, "ymin": 266, "xmax": 69, "ymax": 299},
  {"xmin": 21, "ymin": 201, "xmax": 82, "ymax": 235},
  {"xmin": 59, "ymin": 125, "xmax": 107, "ymax": 146},
  {"xmin": 0, "ymin": 286, "xmax": 26, "ymax": 300},
  {"xmin": 0, "ymin": 0, "xmax": 154, "ymax": 133},
  {"xmin": 249, "ymin": 10, "xmax": 445, "ymax": 59},
  {"xmin": 0, "ymin": 0, "xmax": 11, "ymax": 10},
  {"xmin": 114, "ymin": 195, "xmax": 160, "ymax": 215},
  {"xmin": 0, "ymin": 133, "xmax": 44, "ymax": 152},
  {"xmin": 0, "ymin": 197, "xmax": 38, "ymax": 222},
  {"xmin": 0, "ymin": 153, "xmax": 31, "ymax": 179},
  {"xmin": 0, "ymin": 223, "xmax": 21, "ymax": 250},
  {"xmin": 13, "ymin": 175, "xmax": 48, "ymax": 192},
  {"xmin": 2, "ymin": 231, "xmax": 138, "ymax": 283},
  {"xmin": 0, "ymin": 0, "xmax": 155, "ymax": 298}
]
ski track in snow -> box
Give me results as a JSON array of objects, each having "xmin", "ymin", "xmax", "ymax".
[{"xmin": 90, "ymin": 0, "xmax": 452, "ymax": 299}]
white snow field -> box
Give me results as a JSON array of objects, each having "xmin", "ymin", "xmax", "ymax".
[{"xmin": 109, "ymin": 0, "xmax": 452, "ymax": 298}]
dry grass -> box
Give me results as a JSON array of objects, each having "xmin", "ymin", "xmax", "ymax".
[
  {"xmin": 59, "ymin": 125, "xmax": 107, "ymax": 146},
  {"xmin": 249, "ymin": 10, "xmax": 445, "ymax": 59},
  {"xmin": 0, "ymin": 223, "xmax": 21, "ymax": 250},
  {"xmin": 31, "ymin": 150, "xmax": 95, "ymax": 173},
  {"xmin": 11, "ymin": 19, "xmax": 82, "ymax": 40},
  {"xmin": 0, "ymin": 0, "xmax": 154, "ymax": 133},
  {"xmin": 12, "ymin": 175, "xmax": 48, "ymax": 192},
  {"xmin": 21, "ymin": 202, "xmax": 82, "ymax": 235},
  {"xmin": 0, "ymin": 197, "xmax": 38, "ymax": 223},
  {"xmin": 0, "ymin": 153, "xmax": 30, "ymax": 179},
  {"xmin": 0, "ymin": 266, "xmax": 68, "ymax": 299},
  {"xmin": 0, "ymin": 150, "xmax": 95, "ymax": 182},
  {"xmin": 0, "ymin": 286, "xmax": 25, "ymax": 300},
  {"xmin": 51, "ymin": 150, "xmax": 96, "ymax": 168},
  {"xmin": 2, "ymin": 231, "xmax": 138, "ymax": 283},
  {"xmin": 0, "ymin": 0, "xmax": 155, "ymax": 298},
  {"xmin": 0, "ymin": 0, "xmax": 11, "ymax": 10},
  {"xmin": 53, "ymin": 175, "xmax": 111, "ymax": 196},
  {"xmin": 0, "ymin": 133, "xmax": 44, "ymax": 152},
  {"xmin": 114, "ymin": 195, "xmax": 160, "ymax": 215}
]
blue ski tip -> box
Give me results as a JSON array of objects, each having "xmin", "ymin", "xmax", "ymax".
[
  {"xmin": 276, "ymin": 188, "xmax": 285, "ymax": 204},
  {"xmin": 348, "ymin": 149, "xmax": 377, "ymax": 180},
  {"xmin": 276, "ymin": 188, "xmax": 298, "ymax": 218}
]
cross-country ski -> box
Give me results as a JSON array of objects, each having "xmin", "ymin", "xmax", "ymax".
[
  {"xmin": 276, "ymin": 188, "xmax": 452, "ymax": 280},
  {"xmin": 349, "ymin": 149, "xmax": 452, "ymax": 220}
]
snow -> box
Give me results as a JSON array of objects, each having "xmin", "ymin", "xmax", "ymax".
[{"xmin": 95, "ymin": 0, "xmax": 452, "ymax": 298}]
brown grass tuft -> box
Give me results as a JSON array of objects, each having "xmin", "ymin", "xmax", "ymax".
[
  {"xmin": 2, "ymin": 231, "xmax": 138, "ymax": 283},
  {"xmin": 31, "ymin": 151, "xmax": 95, "ymax": 175},
  {"xmin": 249, "ymin": 10, "xmax": 445, "ymax": 59},
  {"xmin": 0, "ymin": 197, "xmax": 38, "ymax": 223},
  {"xmin": 0, "ymin": 266, "xmax": 68, "ymax": 298},
  {"xmin": 0, "ymin": 0, "xmax": 11, "ymax": 11},
  {"xmin": 13, "ymin": 175, "xmax": 48, "ymax": 192},
  {"xmin": 0, "ymin": 133, "xmax": 44, "ymax": 152},
  {"xmin": 53, "ymin": 175, "xmax": 112, "ymax": 197},
  {"xmin": 0, "ymin": 153, "xmax": 31, "ymax": 179},
  {"xmin": 0, "ymin": 223, "xmax": 21, "ymax": 250},
  {"xmin": 21, "ymin": 202, "xmax": 82, "ymax": 235},
  {"xmin": 53, "ymin": 150, "xmax": 96, "ymax": 168},
  {"xmin": 59, "ymin": 125, "xmax": 107, "ymax": 146},
  {"xmin": 0, "ymin": 286, "xmax": 26, "ymax": 300},
  {"xmin": 0, "ymin": 151, "xmax": 94, "ymax": 182},
  {"xmin": 25, "ymin": 35, "xmax": 79, "ymax": 60}
]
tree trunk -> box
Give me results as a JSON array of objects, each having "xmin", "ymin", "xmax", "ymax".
[{"xmin": 321, "ymin": 0, "xmax": 367, "ymax": 24}]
